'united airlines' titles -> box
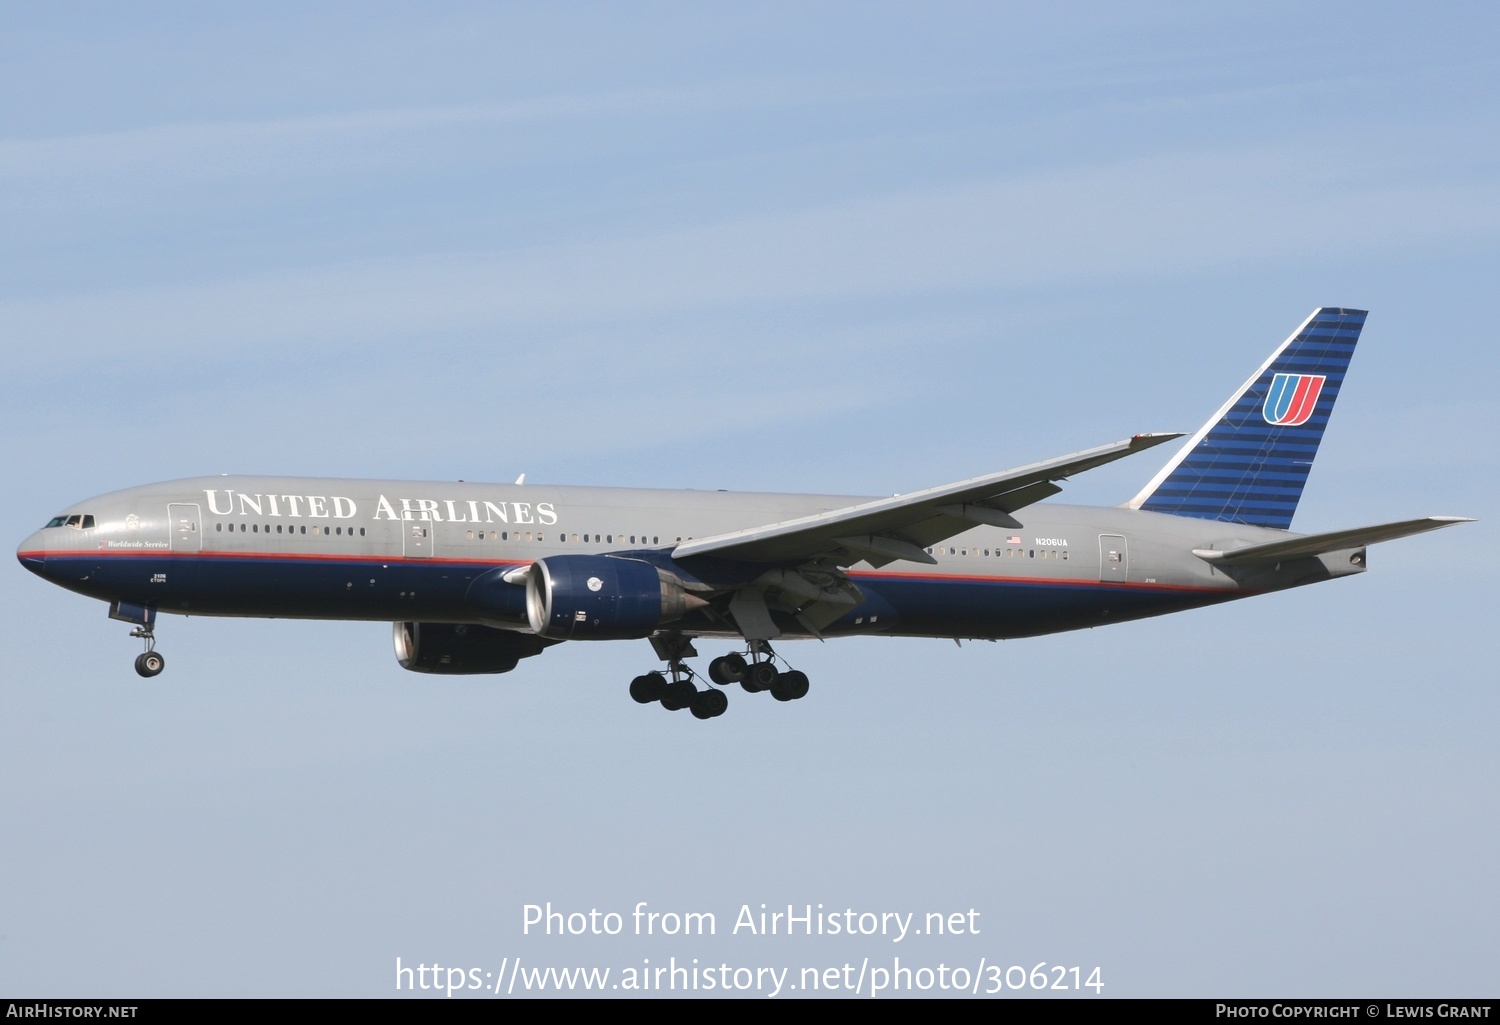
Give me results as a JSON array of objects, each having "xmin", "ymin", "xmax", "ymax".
[{"xmin": 202, "ymin": 490, "xmax": 558, "ymax": 525}]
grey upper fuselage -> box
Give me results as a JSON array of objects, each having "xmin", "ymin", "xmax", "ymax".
[{"xmin": 18, "ymin": 474, "xmax": 1361, "ymax": 641}]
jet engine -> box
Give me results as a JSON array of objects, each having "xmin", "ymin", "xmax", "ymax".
[
  {"xmin": 525, "ymin": 555, "xmax": 701, "ymax": 640},
  {"xmin": 464, "ymin": 565, "xmax": 530, "ymax": 626},
  {"xmin": 393, "ymin": 621, "xmax": 548, "ymax": 674}
]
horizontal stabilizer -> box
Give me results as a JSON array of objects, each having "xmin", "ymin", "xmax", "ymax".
[{"xmin": 1193, "ymin": 516, "xmax": 1473, "ymax": 565}]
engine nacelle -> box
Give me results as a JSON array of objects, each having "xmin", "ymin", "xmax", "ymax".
[
  {"xmin": 393, "ymin": 621, "xmax": 547, "ymax": 674},
  {"xmin": 525, "ymin": 555, "xmax": 694, "ymax": 640},
  {"xmin": 464, "ymin": 565, "xmax": 530, "ymax": 626}
]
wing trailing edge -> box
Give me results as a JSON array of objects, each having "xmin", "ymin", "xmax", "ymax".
[{"xmin": 673, "ymin": 433, "xmax": 1181, "ymax": 567}]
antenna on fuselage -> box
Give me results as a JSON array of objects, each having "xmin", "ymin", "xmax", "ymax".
[{"xmin": 515, "ymin": 473, "xmax": 526, "ymax": 485}]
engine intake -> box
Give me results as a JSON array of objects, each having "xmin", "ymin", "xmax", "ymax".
[{"xmin": 525, "ymin": 555, "xmax": 697, "ymax": 640}]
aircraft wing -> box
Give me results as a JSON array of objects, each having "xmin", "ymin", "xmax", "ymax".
[
  {"xmin": 1193, "ymin": 516, "xmax": 1474, "ymax": 565},
  {"xmin": 672, "ymin": 433, "xmax": 1181, "ymax": 568}
]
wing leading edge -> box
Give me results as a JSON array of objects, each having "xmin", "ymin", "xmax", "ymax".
[{"xmin": 671, "ymin": 433, "xmax": 1181, "ymax": 568}]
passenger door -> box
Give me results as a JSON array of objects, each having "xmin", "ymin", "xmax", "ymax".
[
  {"xmin": 403, "ymin": 521, "xmax": 433, "ymax": 558},
  {"xmin": 168, "ymin": 504, "xmax": 202, "ymax": 553},
  {"xmin": 1098, "ymin": 534, "xmax": 1128, "ymax": 582}
]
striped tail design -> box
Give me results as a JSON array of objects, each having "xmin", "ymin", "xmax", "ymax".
[{"xmin": 1128, "ymin": 308, "xmax": 1366, "ymax": 530}]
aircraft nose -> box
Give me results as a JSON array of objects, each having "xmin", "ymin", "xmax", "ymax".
[{"xmin": 17, "ymin": 531, "xmax": 47, "ymax": 576}]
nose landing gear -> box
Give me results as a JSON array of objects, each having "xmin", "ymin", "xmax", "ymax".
[
  {"xmin": 131, "ymin": 627, "xmax": 164, "ymax": 678},
  {"xmin": 111, "ymin": 602, "xmax": 164, "ymax": 678}
]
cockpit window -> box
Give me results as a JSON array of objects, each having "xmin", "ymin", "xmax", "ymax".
[
  {"xmin": 45, "ymin": 514, "xmax": 95, "ymax": 529},
  {"xmin": 45, "ymin": 516, "xmax": 68, "ymax": 528},
  {"xmin": 82, "ymin": 515, "xmax": 96, "ymax": 529}
]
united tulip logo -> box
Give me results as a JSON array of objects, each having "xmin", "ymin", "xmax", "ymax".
[{"xmin": 1262, "ymin": 373, "xmax": 1326, "ymax": 426}]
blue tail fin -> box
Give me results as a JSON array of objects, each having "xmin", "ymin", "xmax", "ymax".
[{"xmin": 1128, "ymin": 308, "xmax": 1366, "ymax": 530}]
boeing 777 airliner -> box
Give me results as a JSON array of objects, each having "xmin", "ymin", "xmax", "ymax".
[{"xmin": 17, "ymin": 309, "xmax": 1470, "ymax": 719}]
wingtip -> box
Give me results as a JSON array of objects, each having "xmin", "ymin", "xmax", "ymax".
[{"xmin": 1129, "ymin": 432, "xmax": 1185, "ymax": 450}]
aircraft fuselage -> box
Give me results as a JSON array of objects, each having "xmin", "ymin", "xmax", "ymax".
[{"xmin": 18, "ymin": 474, "xmax": 1359, "ymax": 642}]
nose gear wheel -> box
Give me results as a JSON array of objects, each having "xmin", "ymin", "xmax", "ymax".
[{"xmin": 129, "ymin": 624, "xmax": 165, "ymax": 678}]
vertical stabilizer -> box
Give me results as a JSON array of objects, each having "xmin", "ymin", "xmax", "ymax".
[{"xmin": 1128, "ymin": 308, "xmax": 1366, "ymax": 529}]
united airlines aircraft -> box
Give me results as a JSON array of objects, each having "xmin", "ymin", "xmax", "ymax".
[{"xmin": 17, "ymin": 309, "xmax": 1469, "ymax": 719}]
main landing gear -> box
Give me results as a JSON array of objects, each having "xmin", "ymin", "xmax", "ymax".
[
  {"xmin": 131, "ymin": 625, "xmax": 165, "ymax": 678},
  {"xmin": 708, "ymin": 642, "xmax": 810, "ymax": 702},
  {"xmin": 629, "ymin": 669, "xmax": 727, "ymax": 720},
  {"xmin": 629, "ymin": 637, "xmax": 810, "ymax": 719},
  {"xmin": 631, "ymin": 634, "xmax": 726, "ymax": 719}
]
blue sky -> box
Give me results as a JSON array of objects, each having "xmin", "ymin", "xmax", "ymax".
[{"xmin": 3, "ymin": 3, "xmax": 1496, "ymax": 997}]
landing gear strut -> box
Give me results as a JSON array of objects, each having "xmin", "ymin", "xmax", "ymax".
[
  {"xmin": 710, "ymin": 640, "xmax": 810, "ymax": 701},
  {"xmin": 631, "ymin": 638, "xmax": 810, "ymax": 718},
  {"xmin": 131, "ymin": 626, "xmax": 164, "ymax": 678},
  {"xmin": 111, "ymin": 602, "xmax": 164, "ymax": 678},
  {"xmin": 630, "ymin": 634, "xmax": 728, "ymax": 719}
]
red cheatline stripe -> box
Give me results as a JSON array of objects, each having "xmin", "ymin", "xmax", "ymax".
[
  {"xmin": 27, "ymin": 549, "xmax": 531, "ymax": 569},
  {"xmin": 28, "ymin": 551, "xmax": 1229, "ymax": 595}
]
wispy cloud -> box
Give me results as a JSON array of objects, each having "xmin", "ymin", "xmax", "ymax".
[
  {"xmin": 0, "ymin": 89, "xmax": 723, "ymax": 207},
  {"xmin": 0, "ymin": 74, "xmax": 965, "ymax": 180},
  {"xmin": 8, "ymin": 134, "xmax": 1500, "ymax": 371}
]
